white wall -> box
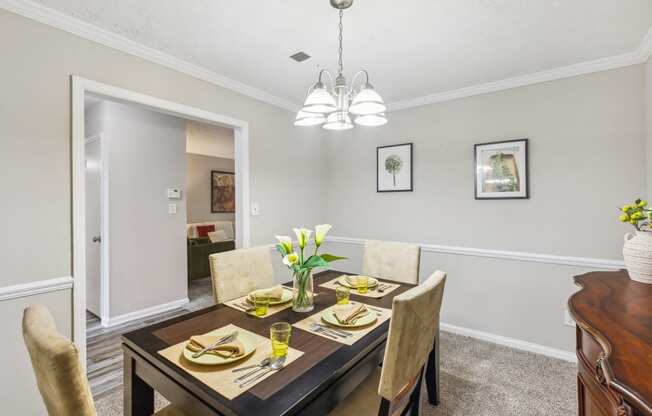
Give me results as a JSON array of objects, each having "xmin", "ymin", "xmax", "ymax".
[
  {"xmin": 0, "ymin": 10, "xmax": 326, "ymax": 414},
  {"xmin": 186, "ymin": 153, "xmax": 236, "ymax": 224},
  {"xmin": 186, "ymin": 121, "xmax": 235, "ymax": 159},
  {"xmin": 324, "ymin": 65, "xmax": 645, "ymax": 353}
]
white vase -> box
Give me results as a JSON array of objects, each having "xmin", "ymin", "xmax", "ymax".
[{"xmin": 623, "ymin": 231, "xmax": 652, "ymax": 284}]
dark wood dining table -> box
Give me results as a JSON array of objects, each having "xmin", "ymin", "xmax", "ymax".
[{"xmin": 122, "ymin": 270, "xmax": 439, "ymax": 416}]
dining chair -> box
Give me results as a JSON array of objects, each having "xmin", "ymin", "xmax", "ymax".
[
  {"xmin": 209, "ymin": 245, "xmax": 275, "ymax": 303},
  {"xmin": 361, "ymin": 240, "xmax": 421, "ymax": 284},
  {"xmin": 22, "ymin": 304, "xmax": 185, "ymax": 416},
  {"xmin": 330, "ymin": 270, "xmax": 447, "ymax": 416}
]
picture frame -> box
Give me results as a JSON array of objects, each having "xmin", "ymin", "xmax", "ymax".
[
  {"xmin": 377, "ymin": 143, "xmax": 413, "ymax": 192},
  {"xmin": 474, "ymin": 138, "xmax": 529, "ymax": 200},
  {"xmin": 211, "ymin": 170, "xmax": 236, "ymax": 213}
]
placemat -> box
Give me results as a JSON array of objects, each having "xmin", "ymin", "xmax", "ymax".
[
  {"xmin": 293, "ymin": 301, "xmax": 392, "ymax": 345},
  {"xmin": 224, "ymin": 291, "xmax": 293, "ymax": 318},
  {"xmin": 157, "ymin": 324, "xmax": 303, "ymax": 400},
  {"xmin": 319, "ymin": 275, "xmax": 402, "ymax": 299}
]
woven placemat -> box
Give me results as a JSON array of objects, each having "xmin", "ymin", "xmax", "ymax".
[
  {"xmin": 224, "ymin": 291, "xmax": 293, "ymax": 318},
  {"xmin": 157, "ymin": 324, "xmax": 303, "ymax": 400}
]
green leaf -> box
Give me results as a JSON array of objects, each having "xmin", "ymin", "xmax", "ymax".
[
  {"xmin": 320, "ymin": 253, "xmax": 347, "ymax": 263},
  {"xmin": 303, "ymin": 255, "xmax": 330, "ymax": 269},
  {"xmin": 275, "ymin": 243, "xmax": 288, "ymax": 256}
]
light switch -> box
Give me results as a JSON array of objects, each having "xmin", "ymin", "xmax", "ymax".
[
  {"xmin": 168, "ymin": 203, "xmax": 177, "ymax": 214},
  {"xmin": 251, "ymin": 202, "xmax": 260, "ymax": 216},
  {"xmin": 167, "ymin": 188, "xmax": 182, "ymax": 199}
]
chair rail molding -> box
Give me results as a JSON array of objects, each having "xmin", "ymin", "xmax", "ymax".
[
  {"xmin": 326, "ymin": 236, "xmax": 624, "ymax": 270},
  {"xmin": 0, "ymin": 276, "xmax": 73, "ymax": 302}
]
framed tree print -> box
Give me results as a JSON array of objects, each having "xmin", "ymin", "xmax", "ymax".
[
  {"xmin": 474, "ymin": 139, "xmax": 529, "ymax": 199},
  {"xmin": 377, "ymin": 143, "xmax": 413, "ymax": 192}
]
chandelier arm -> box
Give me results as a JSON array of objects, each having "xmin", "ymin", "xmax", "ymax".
[
  {"xmin": 348, "ymin": 70, "xmax": 370, "ymax": 95},
  {"xmin": 318, "ymin": 69, "xmax": 336, "ymax": 94}
]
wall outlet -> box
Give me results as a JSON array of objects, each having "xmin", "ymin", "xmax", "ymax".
[
  {"xmin": 168, "ymin": 203, "xmax": 177, "ymax": 215},
  {"xmin": 251, "ymin": 202, "xmax": 260, "ymax": 216}
]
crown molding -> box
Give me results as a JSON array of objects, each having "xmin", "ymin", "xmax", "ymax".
[
  {"xmin": 388, "ymin": 26, "xmax": 652, "ymax": 112},
  {"xmin": 2, "ymin": 0, "xmax": 651, "ymax": 114},
  {"xmin": 0, "ymin": 0, "xmax": 299, "ymax": 112}
]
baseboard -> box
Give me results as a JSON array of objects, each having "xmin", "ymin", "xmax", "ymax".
[
  {"xmin": 103, "ymin": 297, "xmax": 189, "ymax": 328},
  {"xmin": 441, "ymin": 322, "xmax": 577, "ymax": 363}
]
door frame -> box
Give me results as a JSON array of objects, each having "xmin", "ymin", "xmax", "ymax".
[
  {"xmin": 72, "ymin": 76, "xmax": 251, "ymax": 365},
  {"xmin": 84, "ymin": 133, "xmax": 111, "ymax": 326}
]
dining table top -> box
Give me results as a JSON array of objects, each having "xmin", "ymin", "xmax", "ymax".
[{"xmin": 121, "ymin": 269, "xmax": 416, "ymax": 416}]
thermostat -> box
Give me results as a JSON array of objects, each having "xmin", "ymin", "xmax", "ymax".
[{"xmin": 167, "ymin": 188, "xmax": 182, "ymax": 199}]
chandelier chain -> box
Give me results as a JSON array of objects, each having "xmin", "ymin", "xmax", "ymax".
[{"xmin": 338, "ymin": 9, "xmax": 343, "ymax": 75}]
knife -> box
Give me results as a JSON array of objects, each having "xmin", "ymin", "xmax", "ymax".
[{"xmin": 191, "ymin": 331, "xmax": 238, "ymax": 358}]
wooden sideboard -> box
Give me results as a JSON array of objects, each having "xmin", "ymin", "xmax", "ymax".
[{"xmin": 568, "ymin": 271, "xmax": 652, "ymax": 416}]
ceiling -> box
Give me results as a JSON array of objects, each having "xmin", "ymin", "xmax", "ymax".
[{"xmin": 34, "ymin": 0, "xmax": 652, "ymax": 107}]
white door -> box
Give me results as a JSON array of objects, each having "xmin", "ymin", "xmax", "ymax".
[{"xmin": 85, "ymin": 138, "xmax": 102, "ymax": 316}]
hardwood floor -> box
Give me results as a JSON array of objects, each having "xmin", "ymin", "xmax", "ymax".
[{"xmin": 86, "ymin": 276, "xmax": 214, "ymax": 399}]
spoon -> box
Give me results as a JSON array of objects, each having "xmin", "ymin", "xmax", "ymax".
[
  {"xmin": 239, "ymin": 356, "xmax": 286, "ymax": 388},
  {"xmin": 232, "ymin": 357, "xmax": 271, "ymax": 373}
]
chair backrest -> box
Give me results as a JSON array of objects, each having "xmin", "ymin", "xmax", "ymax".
[
  {"xmin": 22, "ymin": 305, "xmax": 97, "ymax": 416},
  {"xmin": 361, "ymin": 240, "xmax": 421, "ymax": 284},
  {"xmin": 209, "ymin": 246, "xmax": 275, "ymax": 303},
  {"xmin": 378, "ymin": 271, "xmax": 446, "ymax": 408}
]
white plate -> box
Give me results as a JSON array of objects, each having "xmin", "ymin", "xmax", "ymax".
[
  {"xmin": 337, "ymin": 275, "xmax": 379, "ymax": 289},
  {"xmin": 321, "ymin": 308, "xmax": 378, "ymax": 328},
  {"xmin": 247, "ymin": 287, "xmax": 293, "ymax": 305},
  {"xmin": 183, "ymin": 332, "xmax": 258, "ymax": 366}
]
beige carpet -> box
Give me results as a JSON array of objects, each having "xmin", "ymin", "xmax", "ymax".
[{"xmin": 96, "ymin": 331, "xmax": 577, "ymax": 415}]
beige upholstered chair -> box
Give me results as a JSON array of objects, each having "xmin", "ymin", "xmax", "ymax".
[
  {"xmin": 22, "ymin": 305, "xmax": 185, "ymax": 416},
  {"xmin": 362, "ymin": 240, "xmax": 421, "ymax": 284},
  {"xmin": 330, "ymin": 270, "xmax": 447, "ymax": 416},
  {"xmin": 209, "ymin": 245, "xmax": 275, "ymax": 303}
]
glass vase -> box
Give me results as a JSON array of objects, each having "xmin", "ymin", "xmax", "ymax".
[{"xmin": 292, "ymin": 268, "xmax": 314, "ymax": 312}]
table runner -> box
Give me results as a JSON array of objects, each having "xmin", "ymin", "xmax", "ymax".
[
  {"xmin": 224, "ymin": 293, "xmax": 293, "ymax": 318},
  {"xmin": 319, "ymin": 275, "xmax": 402, "ymax": 299},
  {"xmin": 293, "ymin": 301, "xmax": 392, "ymax": 345},
  {"xmin": 157, "ymin": 324, "xmax": 303, "ymax": 400}
]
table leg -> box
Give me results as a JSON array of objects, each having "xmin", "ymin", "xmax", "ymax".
[
  {"xmin": 425, "ymin": 330, "xmax": 440, "ymax": 406},
  {"xmin": 124, "ymin": 350, "xmax": 154, "ymax": 416}
]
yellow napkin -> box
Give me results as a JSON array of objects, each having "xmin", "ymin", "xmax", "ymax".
[
  {"xmin": 250, "ymin": 286, "xmax": 284, "ymax": 301},
  {"xmin": 334, "ymin": 304, "xmax": 369, "ymax": 325},
  {"xmin": 186, "ymin": 334, "xmax": 245, "ymax": 358}
]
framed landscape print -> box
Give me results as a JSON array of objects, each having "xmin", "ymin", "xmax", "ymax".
[
  {"xmin": 474, "ymin": 139, "xmax": 529, "ymax": 199},
  {"xmin": 377, "ymin": 143, "xmax": 413, "ymax": 192},
  {"xmin": 211, "ymin": 170, "xmax": 235, "ymax": 212}
]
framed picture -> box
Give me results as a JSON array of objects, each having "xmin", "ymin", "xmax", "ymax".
[
  {"xmin": 211, "ymin": 170, "xmax": 235, "ymax": 212},
  {"xmin": 474, "ymin": 138, "xmax": 529, "ymax": 199},
  {"xmin": 377, "ymin": 143, "xmax": 413, "ymax": 192}
]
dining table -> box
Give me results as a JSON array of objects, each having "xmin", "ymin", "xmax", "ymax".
[{"xmin": 121, "ymin": 270, "xmax": 440, "ymax": 416}]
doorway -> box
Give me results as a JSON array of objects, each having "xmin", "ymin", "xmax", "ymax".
[{"xmin": 72, "ymin": 76, "xmax": 251, "ymax": 366}]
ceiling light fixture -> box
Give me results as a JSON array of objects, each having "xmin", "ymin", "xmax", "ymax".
[{"xmin": 294, "ymin": 0, "xmax": 387, "ymax": 129}]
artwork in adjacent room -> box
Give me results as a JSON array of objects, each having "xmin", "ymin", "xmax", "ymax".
[
  {"xmin": 474, "ymin": 139, "xmax": 529, "ymax": 199},
  {"xmin": 377, "ymin": 143, "xmax": 413, "ymax": 192},
  {"xmin": 211, "ymin": 170, "xmax": 235, "ymax": 212}
]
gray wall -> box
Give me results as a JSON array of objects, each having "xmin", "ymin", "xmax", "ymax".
[
  {"xmin": 324, "ymin": 65, "xmax": 645, "ymax": 353},
  {"xmin": 646, "ymin": 58, "xmax": 652, "ymax": 199},
  {"xmin": 0, "ymin": 9, "xmax": 325, "ymax": 414},
  {"xmin": 186, "ymin": 153, "xmax": 236, "ymax": 224},
  {"xmin": 101, "ymin": 101, "xmax": 189, "ymax": 318}
]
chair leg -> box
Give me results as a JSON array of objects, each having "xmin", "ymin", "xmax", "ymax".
[
  {"xmin": 425, "ymin": 332, "xmax": 440, "ymax": 405},
  {"xmin": 407, "ymin": 369, "xmax": 424, "ymax": 416}
]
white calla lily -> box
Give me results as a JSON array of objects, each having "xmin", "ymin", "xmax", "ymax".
[
  {"xmin": 275, "ymin": 235, "xmax": 293, "ymax": 254},
  {"xmin": 314, "ymin": 224, "xmax": 332, "ymax": 247},
  {"xmin": 293, "ymin": 228, "xmax": 312, "ymax": 249},
  {"xmin": 283, "ymin": 252, "xmax": 299, "ymax": 267}
]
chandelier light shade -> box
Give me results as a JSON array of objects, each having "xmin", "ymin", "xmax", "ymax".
[
  {"xmin": 294, "ymin": 110, "xmax": 326, "ymax": 126},
  {"xmin": 354, "ymin": 113, "xmax": 388, "ymax": 127},
  {"xmin": 295, "ymin": 0, "xmax": 387, "ymax": 130},
  {"xmin": 349, "ymin": 84, "xmax": 386, "ymax": 115}
]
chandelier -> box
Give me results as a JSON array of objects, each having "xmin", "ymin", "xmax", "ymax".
[{"xmin": 294, "ymin": 0, "xmax": 387, "ymax": 130}]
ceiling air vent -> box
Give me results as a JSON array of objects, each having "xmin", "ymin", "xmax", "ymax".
[{"xmin": 289, "ymin": 51, "xmax": 311, "ymax": 63}]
